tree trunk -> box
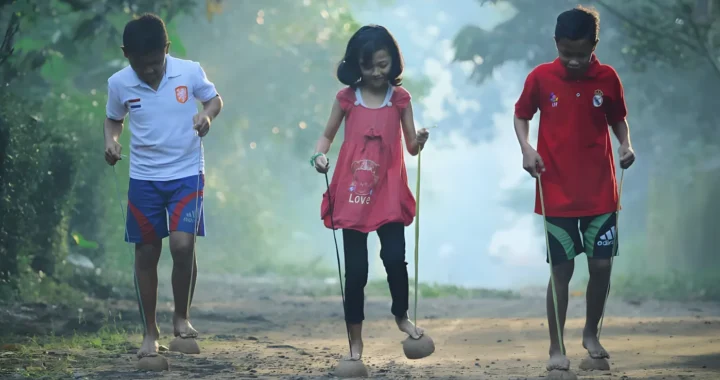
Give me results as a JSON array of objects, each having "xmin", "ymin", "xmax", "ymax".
[{"xmin": 0, "ymin": 101, "xmax": 17, "ymax": 283}]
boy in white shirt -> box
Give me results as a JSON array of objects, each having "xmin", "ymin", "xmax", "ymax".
[{"xmin": 104, "ymin": 13, "xmax": 223, "ymax": 359}]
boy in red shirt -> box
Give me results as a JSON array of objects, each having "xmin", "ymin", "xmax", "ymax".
[{"xmin": 513, "ymin": 6, "xmax": 636, "ymax": 372}]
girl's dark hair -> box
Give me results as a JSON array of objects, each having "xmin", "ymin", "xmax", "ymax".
[
  {"xmin": 555, "ymin": 5, "xmax": 600, "ymax": 43},
  {"xmin": 123, "ymin": 13, "xmax": 168, "ymax": 55},
  {"xmin": 336, "ymin": 25, "xmax": 404, "ymax": 88}
]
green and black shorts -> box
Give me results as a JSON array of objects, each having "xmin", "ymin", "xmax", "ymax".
[{"xmin": 544, "ymin": 212, "xmax": 618, "ymax": 265}]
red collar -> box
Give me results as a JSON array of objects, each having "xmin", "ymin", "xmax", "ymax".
[{"xmin": 551, "ymin": 53, "xmax": 601, "ymax": 79}]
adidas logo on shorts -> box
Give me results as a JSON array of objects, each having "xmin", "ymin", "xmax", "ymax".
[
  {"xmin": 597, "ymin": 226, "xmax": 616, "ymax": 246},
  {"xmin": 183, "ymin": 211, "xmax": 196, "ymax": 224}
]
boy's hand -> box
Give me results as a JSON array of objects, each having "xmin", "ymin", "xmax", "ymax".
[
  {"xmin": 522, "ymin": 147, "xmax": 545, "ymax": 178},
  {"xmin": 193, "ymin": 112, "xmax": 211, "ymax": 137},
  {"xmin": 105, "ymin": 140, "xmax": 122, "ymax": 166},
  {"xmin": 416, "ymin": 128, "xmax": 429, "ymax": 146},
  {"xmin": 314, "ymin": 154, "xmax": 330, "ymax": 174},
  {"xmin": 618, "ymin": 144, "xmax": 635, "ymax": 169}
]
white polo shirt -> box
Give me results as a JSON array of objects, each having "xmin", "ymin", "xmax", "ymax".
[{"xmin": 106, "ymin": 55, "xmax": 218, "ymax": 181}]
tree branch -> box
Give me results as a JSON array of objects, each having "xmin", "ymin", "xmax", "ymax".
[
  {"xmin": 0, "ymin": 13, "xmax": 20, "ymax": 68},
  {"xmin": 687, "ymin": 11, "xmax": 720, "ymax": 79},
  {"xmin": 594, "ymin": 0, "xmax": 703, "ymax": 54},
  {"xmin": 692, "ymin": 0, "xmax": 712, "ymax": 25}
]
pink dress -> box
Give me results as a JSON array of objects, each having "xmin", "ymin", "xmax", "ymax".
[{"xmin": 321, "ymin": 85, "xmax": 416, "ymax": 233}]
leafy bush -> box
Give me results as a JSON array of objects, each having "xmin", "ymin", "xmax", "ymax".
[{"xmin": 0, "ymin": 0, "xmax": 197, "ymax": 303}]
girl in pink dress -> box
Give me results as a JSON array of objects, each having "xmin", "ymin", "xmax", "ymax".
[{"xmin": 310, "ymin": 24, "xmax": 430, "ymax": 361}]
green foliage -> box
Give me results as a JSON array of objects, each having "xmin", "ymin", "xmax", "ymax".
[
  {"xmin": 0, "ymin": 0, "xmax": 431, "ymax": 305},
  {"xmin": 0, "ymin": 323, "xmax": 133, "ymax": 379},
  {"xmin": 309, "ymin": 278, "xmax": 519, "ymax": 299},
  {"xmin": 0, "ymin": 92, "xmax": 78, "ymax": 284},
  {"xmin": 452, "ymin": 0, "xmax": 720, "ymax": 135},
  {"xmin": 0, "ymin": 268, "xmax": 85, "ymax": 307},
  {"xmin": 0, "ymin": 0, "xmax": 198, "ymax": 301},
  {"xmin": 174, "ymin": 0, "xmax": 430, "ymax": 274},
  {"xmin": 415, "ymin": 281, "xmax": 519, "ymax": 299},
  {"xmin": 611, "ymin": 270, "xmax": 720, "ymax": 301},
  {"xmin": 452, "ymin": 0, "xmax": 565, "ymax": 83},
  {"xmin": 593, "ymin": 0, "xmax": 718, "ymax": 72}
]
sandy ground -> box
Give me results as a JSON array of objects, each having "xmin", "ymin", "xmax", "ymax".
[{"xmin": 60, "ymin": 273, "xmax": 720, "ymax": 380}]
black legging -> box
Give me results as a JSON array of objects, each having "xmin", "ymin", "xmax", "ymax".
[{"xmin": 342, "ymin": 222, "xmax": 409, "ymax": 324}]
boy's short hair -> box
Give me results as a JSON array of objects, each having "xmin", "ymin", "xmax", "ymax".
[
  {"xmin": 555, "ymin": 5, "xmax": 600, "ymax": 43},
  {"xmin": 122, "ymin": 13, "xmax": 168, "ymax": 55}
]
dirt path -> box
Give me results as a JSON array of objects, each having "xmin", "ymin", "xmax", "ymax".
[{"xmin": 79, "ymin": 275, "xmax": 720, "ymax": 379}]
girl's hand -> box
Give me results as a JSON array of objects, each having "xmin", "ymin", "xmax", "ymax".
[
  {"xmin": 416, "ymin": 128, "xmax": 429, "ymax": 147},
  {"xmin": 314, "ymin": 154, "xmax": 330, "ymax": 174}
]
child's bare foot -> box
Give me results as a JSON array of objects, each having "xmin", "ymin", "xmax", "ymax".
[
  {"xmin": 173, "ymin": 314, "xmax": 198, "ymax": 339},
  {"xmin": 344, "ymin": 339, "xmax": 363, "ymax": 361},
  {"xmin": 547, "ymin": 345, "xmax": 570, "ymax": 371},
  {"xmin": 137, "ymin": 324, "xmax": 161, "ymax": 359},
  {"xmin": 582, "ymin": 330, "xmax": 609, "ymax": 359},
  {"xmin": 395, "ymin": 315, "xmax": 424, "ymax": 339},
  {"xmin": 137, "ymin": 335, "xmax": 160, "ymax": 359}
]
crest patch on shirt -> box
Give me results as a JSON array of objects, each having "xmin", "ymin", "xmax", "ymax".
[
  {"xmin": 593, "ymin": 89, "xmax": 603, "ymax": 107},
  {"xmin": 175, "ymin": 86, "xmax": 188, "ymax": 104}
]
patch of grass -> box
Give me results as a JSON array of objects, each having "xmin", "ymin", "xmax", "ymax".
[
  {"xmin": 0, "ymin": 323, "xmax": 135, "ymax": 379},
  {"xmin": 609, "ymin": 271, "xmax": 720, "ymax": 301},
  {"xmin": 305, "ymin": 278, "xmax": 519, "ymax": 299},
  {"xmin": 414, "ymin": 282, "xmax": 519, "ymax": 299},
  {"xmin": 570, "ymin": 270, "xmax": 720, "ymax": 302},
  {"xmin": 0, "ymin": 270, "xmax": 86, "ymax": 307}
]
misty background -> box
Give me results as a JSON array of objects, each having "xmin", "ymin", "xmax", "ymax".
[
  {"xmin": 178, "ymin": 0, "xmax": 562, "ymax": 290},
  {"xmin": 1, "ymin": 0, "xmax": 718, "ymax": 307}
]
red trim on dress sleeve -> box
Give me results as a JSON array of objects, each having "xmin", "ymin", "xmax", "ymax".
[
  {"xmin": 392, "ymin": 86, "xmax": 412, "ymax": 109},
  {"xmin": 336, "ymin": 87, "xmax": 356, "ymax": 111}
]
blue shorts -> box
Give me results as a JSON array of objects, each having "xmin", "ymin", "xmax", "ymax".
[{"xmin": 125, "ymin": 174, "xmax": 206, "ymax": 243}]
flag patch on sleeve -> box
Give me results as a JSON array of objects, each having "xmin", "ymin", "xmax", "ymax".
[{"xmin": 128, "ymin": 98, "xmax": 141, "ymax": 109}]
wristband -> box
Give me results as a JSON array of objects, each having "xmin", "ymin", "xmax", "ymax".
[{"xmin": 310, "ymin": 152, "xmax": 325, "ymax": 167}]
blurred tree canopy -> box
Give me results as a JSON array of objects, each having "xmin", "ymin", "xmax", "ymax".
[
  {"xmin": 0, "ymin": 0, "xmax": 198, "ymax": 302},
  {"xmin": 171, "ymin": 0, "xmax": 429, "ymax": 275},
  {"xmin": 453, "ymin": 0, "xmax": 720, "ymax": 298},
  {"xmin": 0, "ymin": 0, "xmax": 425, "ymax": 303},
  {"xmin": 453, "ymin": 0, "xmax": 720, "ymax": 137},
  {"xmin": 172, "ymin": 1, "xmax": 363, "ymax": 275}
]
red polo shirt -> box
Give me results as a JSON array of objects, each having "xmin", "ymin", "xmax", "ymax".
[{"xmin": 515, "ymin": 55, "xmax": 626, "ymax": 217}]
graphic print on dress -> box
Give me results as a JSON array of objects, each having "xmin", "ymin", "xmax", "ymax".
[{"xmin": 348, "ymin": 159, "xmax": 379, "ymax": 205}]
